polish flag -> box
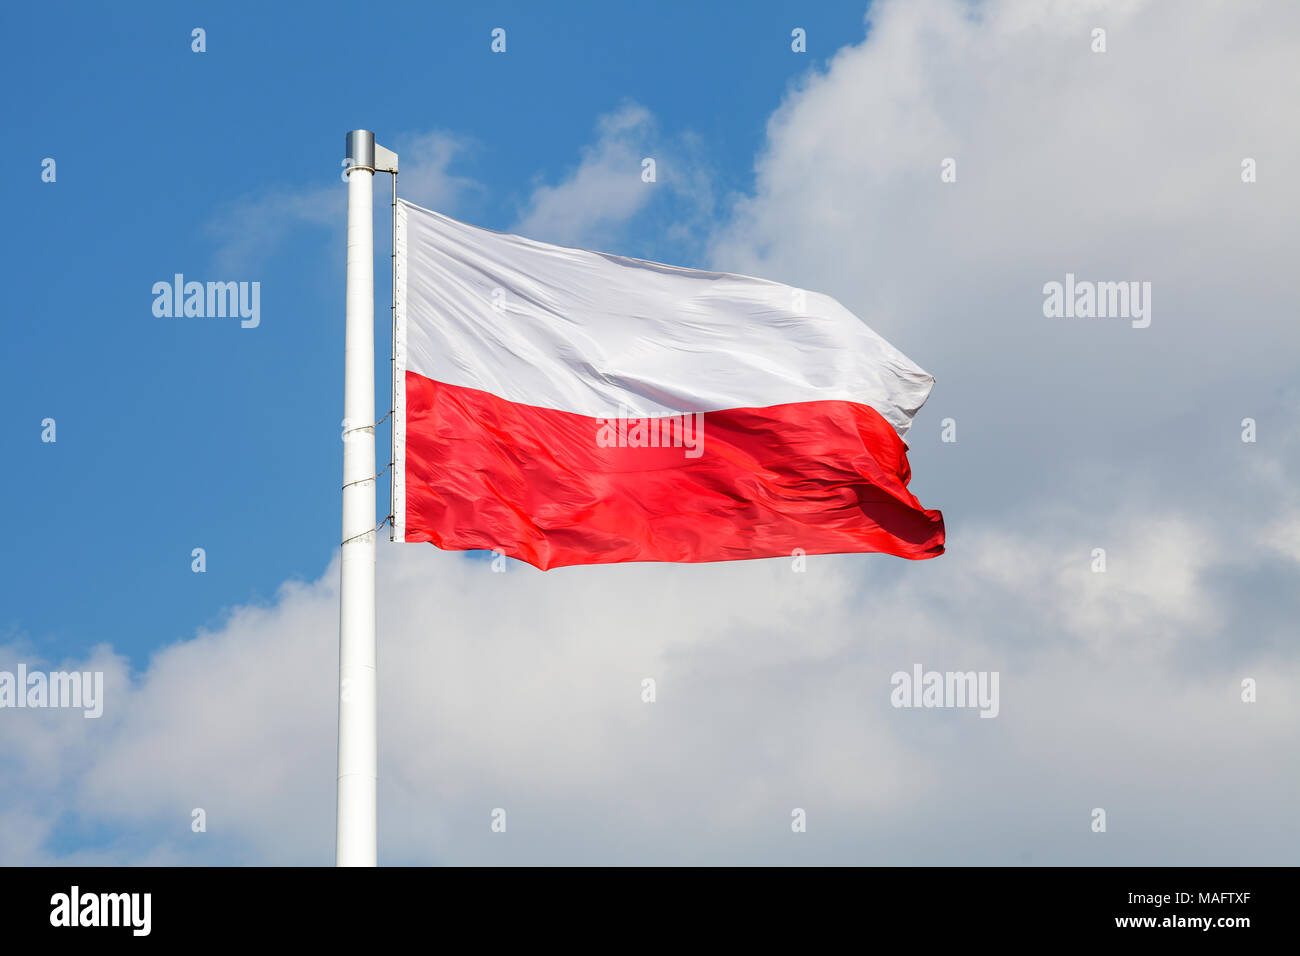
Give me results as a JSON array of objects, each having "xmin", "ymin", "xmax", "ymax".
[{"xmin": 392, "ymin": 199, "xmax": 944, "ymax": 570}]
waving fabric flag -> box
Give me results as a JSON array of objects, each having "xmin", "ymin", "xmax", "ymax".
[{"xmin": 392, "ymin": 198, "xmax": 944, "ymax": 570}]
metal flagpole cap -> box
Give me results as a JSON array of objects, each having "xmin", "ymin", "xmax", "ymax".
[{"xmin": 345, "ymin": 130, "xmax": 375, "ymax": 171}]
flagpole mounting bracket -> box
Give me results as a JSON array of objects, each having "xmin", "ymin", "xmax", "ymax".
[{"xmin": 344, "ymin": 130, "xmax": 399, "ymax": 174}]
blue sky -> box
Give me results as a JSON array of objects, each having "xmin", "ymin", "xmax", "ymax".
[
  {"xmin": 2, "ymin": 1, "xmax": 875, "ymax": 668},
  {"xmin": 2, "ymin": 0, "xmax": 1298, "ymax": 866}
]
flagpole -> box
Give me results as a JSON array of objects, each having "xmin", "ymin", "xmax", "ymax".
[{"xmin": 338, "ymin": 129, "xmax": 379, "ymax": 866}]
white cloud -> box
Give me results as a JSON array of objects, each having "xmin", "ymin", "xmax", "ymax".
[
  {"xmin": 513, "ymin": 103, "xmax": 714, "ymax": 254},
  {"xmin": 2, "ymin": 484, "xmax": 1296, "ymax": 863},
  {"xmin": 513, "ymin": 103, "xmax": 656, "ymax": 246},
  {"xmin": 709, "ymin": 0, "xmax": 1300, "ymax": 467}
]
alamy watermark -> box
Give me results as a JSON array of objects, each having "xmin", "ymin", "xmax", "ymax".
[
  {"xmin": 1042, "ymin": 273, "xmax": 1150, "ymax": 328},
  {"xmin": 596, "ymin": 407, "xmax": 705, "ymax": 458},
  {"xmin": 0, "ymin": 665, "xmax": 103, "ymax": 718},
  {"xmin": 50, "ymin": 886, "xmax": 150, "ymax": 936},
  {"xmin": 890, "ymin": 664, "xmax": 999, "ymax": 718},
  {"xmin": 152, "ymin": 274, "xmax": 260, "ymax": 328}
]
